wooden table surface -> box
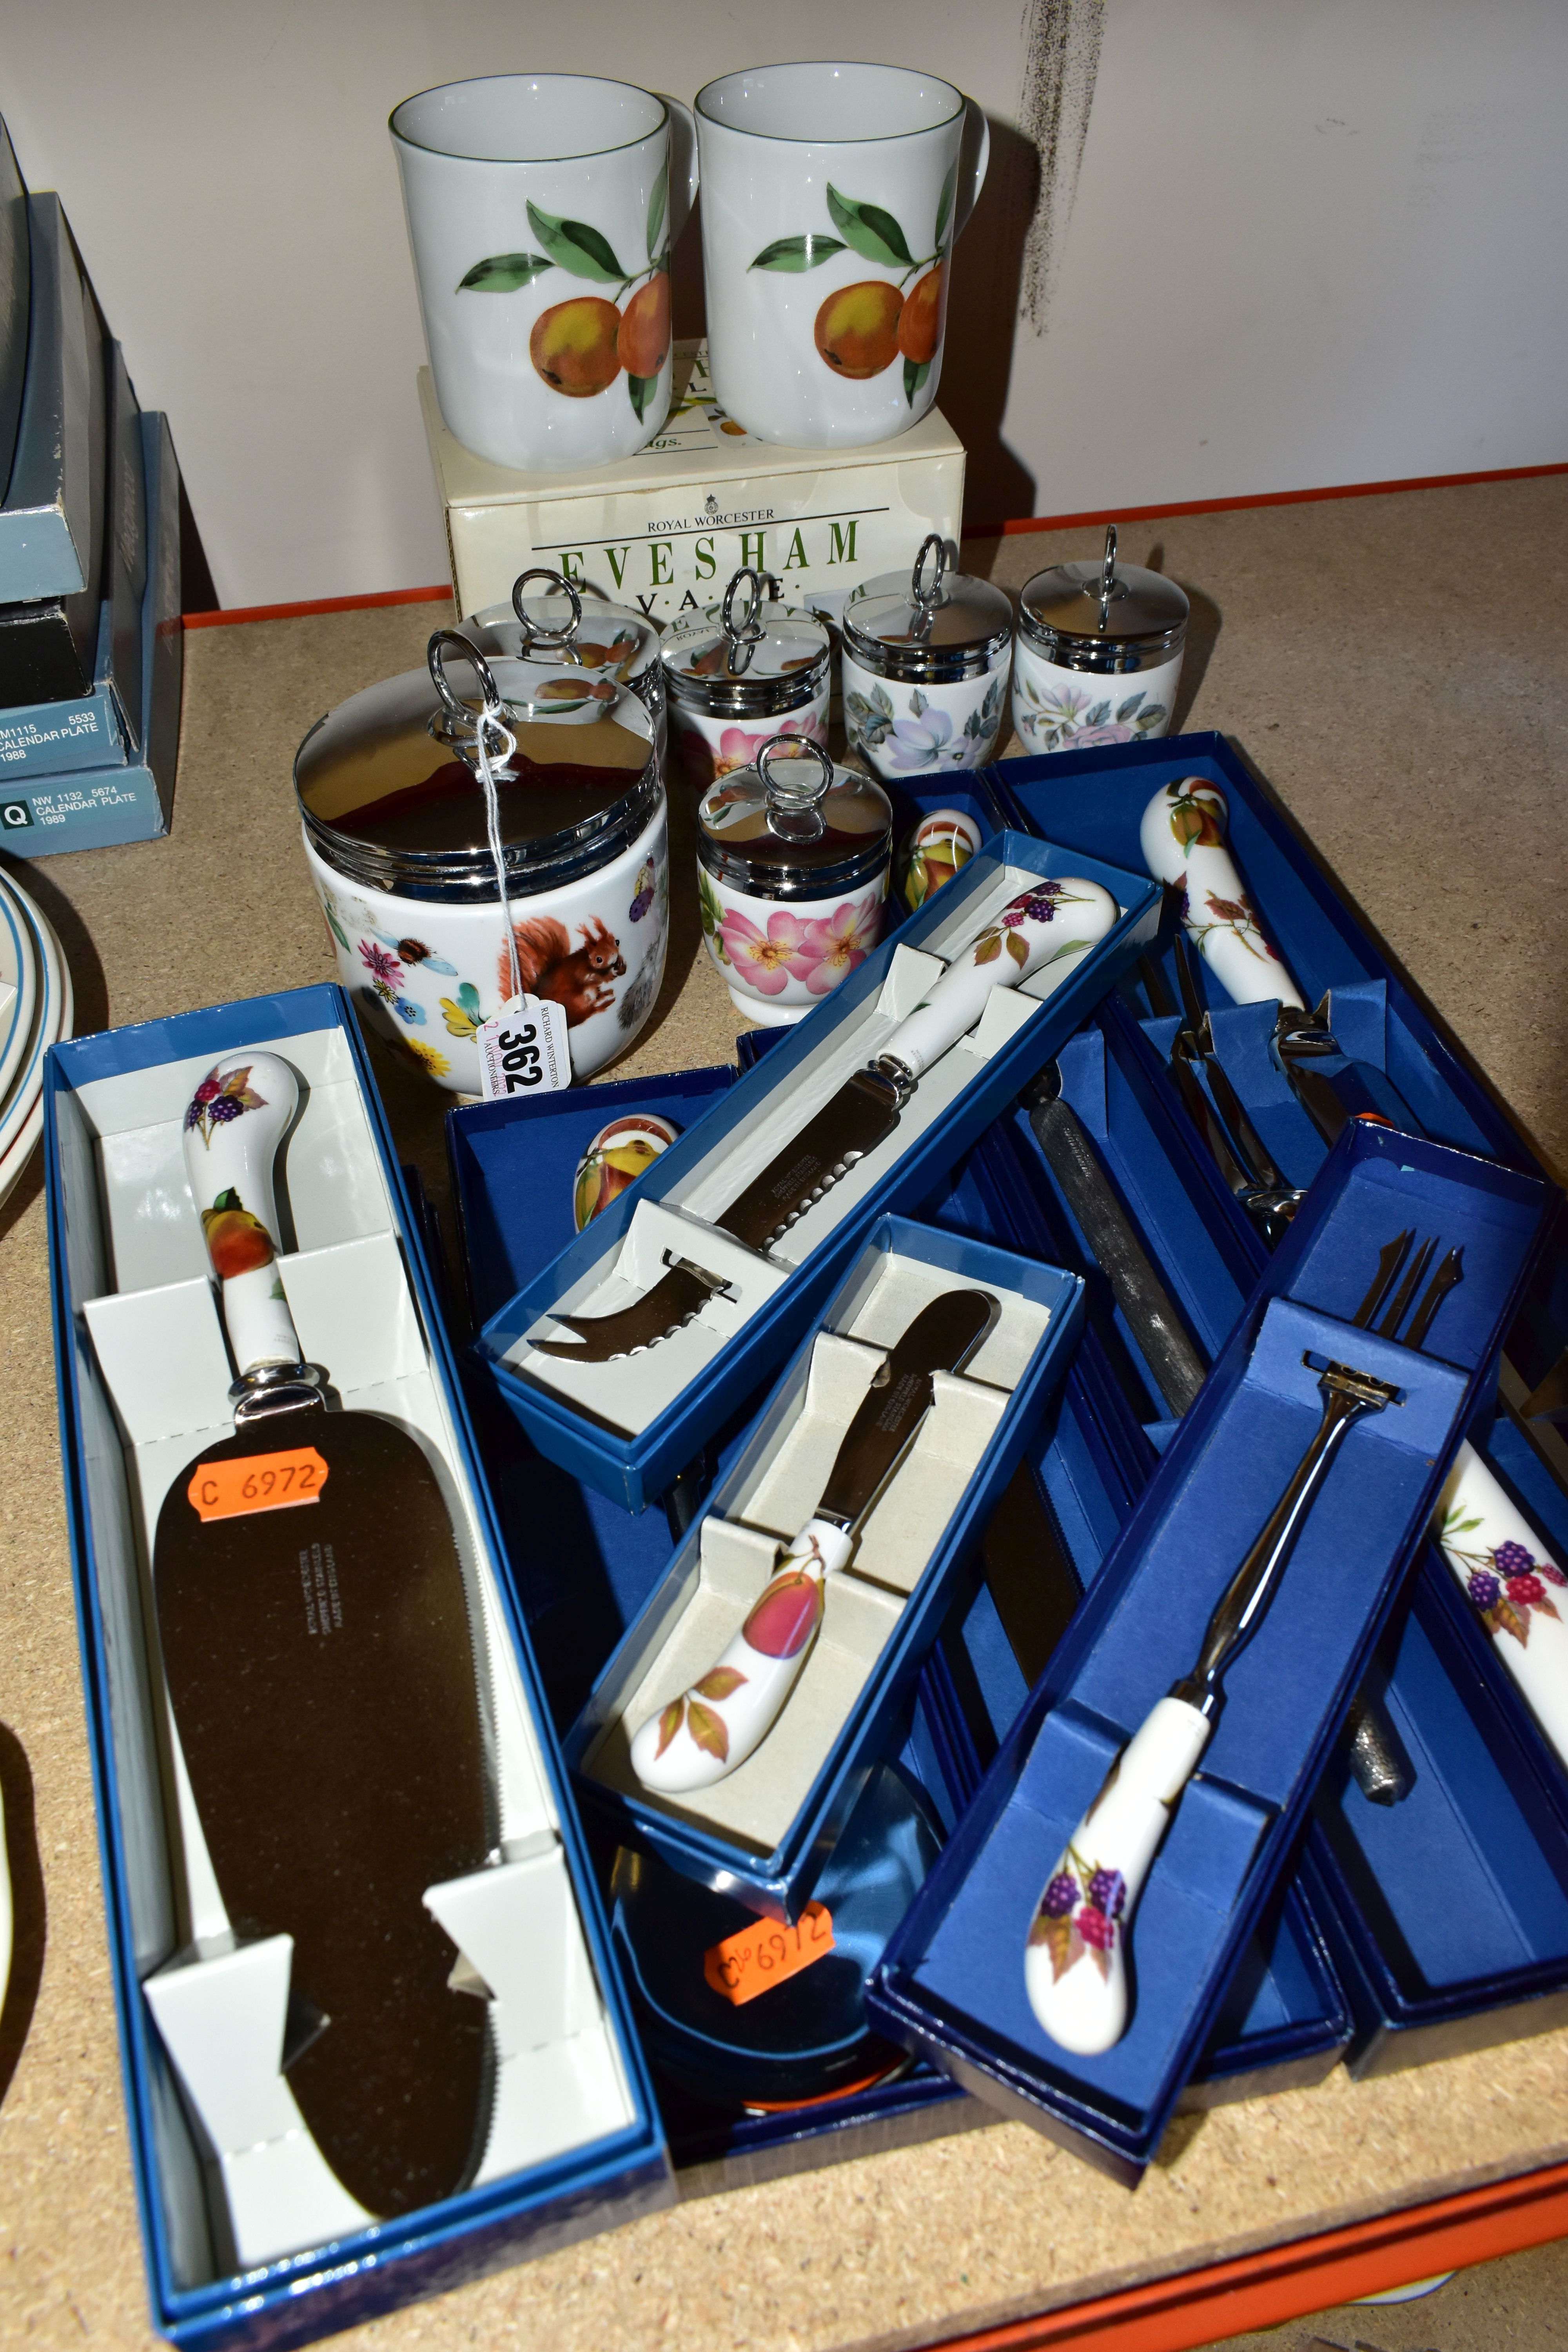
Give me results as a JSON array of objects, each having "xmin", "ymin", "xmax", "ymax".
[{"xmin": 2, "ymin": 476, "xmax": 1566, "ymax": 2352}]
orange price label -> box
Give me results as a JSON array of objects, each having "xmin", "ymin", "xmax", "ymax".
[
  {"xmin": 186, "ymin": 1446, "xmax": 330, "ymax": 1523},
  {"xmin": 702, "ymin": 1901, "xmax": 835, "ymax": 2008}
]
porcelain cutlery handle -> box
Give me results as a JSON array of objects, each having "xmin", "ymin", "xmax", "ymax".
[
  {"xmin": 1140, "ymin": 779, "xmax": 1305, "ymax": 1011},
  {"xmin": 181, "ymin": 1051, "xmax": 304, "ymax": 1378},
  {"xmin": 1025, "ymin": 1696, "xmax": 1212, "ymax": 2054},
  {"xmin": 881, "ymin": 878, "xmax": 1119, "ymax": 1082},
  {"xmin": 1436, "ymin": 1440, "xmax": 1568, "ymax": 1767},
  {"xmin": 628, "ymin": 1520, "xmax": 852, "ymax": 1795}
]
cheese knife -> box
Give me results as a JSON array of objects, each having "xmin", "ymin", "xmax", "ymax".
[{"xmin": 534, "ymin": 877, "xmax": 1119, "ymax": 1363}]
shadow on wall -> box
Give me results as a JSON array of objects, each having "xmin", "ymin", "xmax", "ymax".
[{"xmin": 940, "ymin": 120, "xmax": 1040, "ymax": 532}]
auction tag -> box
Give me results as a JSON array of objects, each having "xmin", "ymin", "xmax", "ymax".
[
  {"xmin": 702, "ymin": 1901, "xmax": 835, "ymax": 2007},
  {"xmin": 187, "ymin": 1446, "xmax": 330, "ymax": 1523},
  {"xmin": 476, "ymin": 993, "xmax": 571, "ymax": 1101}
]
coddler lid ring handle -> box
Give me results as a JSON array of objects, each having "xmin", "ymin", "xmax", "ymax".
[
  {"xmin": 427, "ymin": 627, "xmax": 513, "ymax": 761},
  {"xmin": 721, "ymin": 564, "xmax": 779, "ymax": 678},
  {"xmin": 758, "ymin": 732, "xmax": 834, "ymax": 841},
  {"xmin": 909, "ymin": 533, "xmax": 949, "ymax": 641},
  {"xmin": 510, "ymin": 566, "xmax": 584, "ymax": 663}
]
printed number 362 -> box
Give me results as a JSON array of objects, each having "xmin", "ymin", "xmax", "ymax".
[{"xmin": 496, "ymin": 1023, "xmax": 541, "ymax": 1092}]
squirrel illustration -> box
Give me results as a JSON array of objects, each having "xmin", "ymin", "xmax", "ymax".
[{"xmin": 496, "ymin": 915, "xmax": 626, "ymax": 1027}]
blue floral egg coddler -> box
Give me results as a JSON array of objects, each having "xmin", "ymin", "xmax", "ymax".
[{"xmin": 840, "ymin": 535, "xmax": 1013, "ymax": 785}]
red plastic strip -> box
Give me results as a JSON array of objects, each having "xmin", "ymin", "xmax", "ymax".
[
  {"xmin": 929, "ymin": 2158, "xmax": 1568, "ymax": 2352},
  {"xmin": 962, "ymin": 460, "xmax": 1568, "ymax": 543},
  {"xmin": 183, "ymin": 582, "xmax": 452, "ymax": 630}
]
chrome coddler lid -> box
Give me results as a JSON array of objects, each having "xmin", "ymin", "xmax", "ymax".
[
  {"xmin": 841, "ymin": 536, "xmax": 1012, "ymax": 684},
  {"xmin": 662, "ymin": 568, "xmax": 831, "ymax": 719},
  {"xmin": 295, "ymin": 630, "xmax": 659, "ymax": 903},
  {"xmin": 1017, "ymin": 526, "xmax": 1188, "ymax": 670},
  {"xmin": 465, "ymin": 566, "xmax": 658, "ymax": 684},
  {"xmin": 697, "ymin": 737, "xmax": 891, "ymax": 900}
]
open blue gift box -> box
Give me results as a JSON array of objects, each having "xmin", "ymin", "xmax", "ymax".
[
  {"xmin": 562, "ymin": 1213, "xmax": 1085, "ymax": 1922},
  {"xmin": 987, "ymin": 735, "xmax": 1568, "ymax": 2076},
  {"xmin": 472, "ymin": 830, "xmax": 1161, "ymax": 1513},
  {"xmin": 868, "ymin": 1118, "xmax": 1551, "ymax": 2180},
  {"xmin": 43, "ymin": 987, "xmax": 670, "ymax": 2352},
  {"xmin": 445, "ymin": 1058, "xmax": 1350, "ymax": 2170}
]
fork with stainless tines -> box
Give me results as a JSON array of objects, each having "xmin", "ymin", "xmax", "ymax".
[{"xmin": 1024, "ymin": 1227, "xmax": 1462, "ymax": 2056}]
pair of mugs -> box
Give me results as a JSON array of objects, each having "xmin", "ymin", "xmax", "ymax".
[{"xmin": 391, "ymin": 63, "xmax": 988, "ymax": 474}]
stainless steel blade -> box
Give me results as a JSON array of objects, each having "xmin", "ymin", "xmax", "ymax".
[
  {"xmin": 532, "ymin": 1259, "xmax": 729, "ymax": 1363},
  {"xmin": 1377, "ymin": 1235, "xmax": 1436, "ymax": 1338},
  {"xmin": 1403, "ymin": 1245, "xmax": 1464, "ymax": 1351},
  {"xmin": 817, "ymin": 1289, "xmax": 1000, "ymax": 1531},
  {"xmin": 1196, "ymin": 1014, "xmax": 1294, "ymax": 1192},
  {"xmin": 1279, "ymin": 1052, "xmax": 1351, "ymax": 1149},
  {"xmin": 718, "ymin": 1067, "xmax": 904, "ymax": 1251},
  {"xmin": 1353, "ymin": 1231, "xmax": 1413, "ymax": 1328},
  {"xmin": 532, "ymin": 1071, "xmax": 904, "ymax": 1361}
]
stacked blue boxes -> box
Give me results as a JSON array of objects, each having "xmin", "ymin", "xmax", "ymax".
[{"xmin": 0, "ymin": 117, "xmax": 183, "ymax": 851}]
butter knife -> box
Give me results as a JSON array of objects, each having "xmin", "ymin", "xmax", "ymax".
[{"xmin": 629, "ymin": 1287, "xmax": 1000, "ymax": 1794}]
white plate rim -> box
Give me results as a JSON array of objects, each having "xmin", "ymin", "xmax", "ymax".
[
  {"xmin": 0, "ymin": 870, "xmax": 40, "ymax": 1117},
  {"xmin": 0, "ymin": 877, "xmax": 72, "ymax": 1161}
]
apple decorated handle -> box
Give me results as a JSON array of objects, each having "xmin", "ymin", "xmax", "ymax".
[
  {"xmin": 181, "ymin": 1051, "xmax": 305, "ymax": 1379},
  {"xmin": 1139, "ymin": 780, "xmax": 1306, "ymax": 1012},
  {"xmin": 628, "ymin": 1519, "xmax": 849, "ymax": 1795},
  {"xmin": 1435, "ymin": 1442, "xmax": 1568, "ymax": 1768},
  {"xmin": 880, "ymin": 877, "xmax": 1120, "ymax": 1084},
  {"xmin": 1024, "ymin": 1695, "xmax": 1213, "ymax": 2056}
]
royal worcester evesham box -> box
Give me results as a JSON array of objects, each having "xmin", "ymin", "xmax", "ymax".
[
  {"xmin": 422, "ymin": 339, "xmax": 964, "ymax": 627},
  {"xmin": 44, "ymin": 984, "xmax": 669, "ymax": 2352}
]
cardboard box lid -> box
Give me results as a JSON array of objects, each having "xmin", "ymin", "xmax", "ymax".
[{"xmin": 421, "ymin": 344, "xmax": 964, "ymax": 513}]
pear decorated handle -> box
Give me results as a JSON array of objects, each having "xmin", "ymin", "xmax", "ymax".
[
  {"xmin": 1024, "ymin": 1695, "xmax": 1212, "ymax": 2056},
  {"xmin": 1436, "ymin": 1441, "xmax": 1568, "ymax": 1768},
  {"xmin": 181, "ymin": 1051, "xmax": 305, "ymax": 1380},
  {"xmin": 882, "ymin": 877, "xmax": 1120, "ymax": 1083},
  {"xmin": 1139, "ymin": 779, "xmax": 1305, "ymax": 1012},
  {"xmin": 628, "ymin": 1519, "xmax": 852, "ymax": 1795}
]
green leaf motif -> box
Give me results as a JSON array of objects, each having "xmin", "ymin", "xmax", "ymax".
[
  {"xmin": 646, "ymin": 156, "xmax": 668, "ymax": 262},
  {"xmin": 826, "ymin": 185, "xmax": 914, "ymax": 269},
  {"xmin": 935, "ymin": 162, "xmax": 956, "ymax": 252},
  {"xmin": 457, "ymin": 252, "xmax": 554, "ymax": 294},
  {"xmin": 749, "ymin": 233, "xmax": 848, "ymax": 273},
  {"xmin": 903, "ymin": 356, "xmax": 931, "ymax": 408},
  {"xmin": 1116, "ymin": 691, "xmax": 1147, "ymax": 724},
  {"xmin": 526, "ymin": 201, "xmax": 626, "ymax": 284},
  {"xmin": 1005, "ymin": 929, "xmax": 1029, "ymax": 967},
  {"xmin": 686, "ymin": 1700, "xmax": 729, "ymax": 1762},
  {"xmin": 627, "ymin": 371, "xmax": 659, "ymax": 424},
  {"xmin": 910, "ymin": 687, "xmax": 928, "ymax": 718}
]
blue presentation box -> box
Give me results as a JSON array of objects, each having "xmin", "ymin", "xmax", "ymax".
[
  {"xmin": 44, "ymin": 985, "xmax": 670, "ymax": 2352},
  {"xmin": 473, "ymin": 830, "xmax": 1161, "ymax": 1513},
  {"xmin": 868, "ymin": 1122, "xmax": 1551, "ymax": 2181},
  {"xmin": 563, "ymin": 1213, "xmax": 1085, "ymax": 1922}
]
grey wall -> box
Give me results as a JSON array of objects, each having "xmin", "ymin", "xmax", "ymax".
[{"xmin": 2, "ymin": 0, "xmax": 1563, "ymax": 605}]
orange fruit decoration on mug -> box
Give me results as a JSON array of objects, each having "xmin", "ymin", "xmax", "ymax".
[
  {"xmin": 529, "ymin": 297, "xmax": 623, "ymax": 397},
  {"xmin": 813, "ymin": 281, "xmax": 903, "ymax": 379},
  {"xmin": 617, "ymin": 274, "xmax": 670, "ymax": 379},
  {"xmin": 897, "ymin": 263, "xmax": 945, "ymax": 365}
]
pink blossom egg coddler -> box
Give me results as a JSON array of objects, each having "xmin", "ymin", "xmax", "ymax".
[{"xmin": 695, "ymin": 735, "xmax": 893, "ymax": 1026}]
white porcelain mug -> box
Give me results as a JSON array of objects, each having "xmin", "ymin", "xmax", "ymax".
[
  {"xmin": 391, "ymin": 74, "xmax": 698, "ymax": 472},
  {"xmin": 694, "ymin": 63, "xmax": 988, "ymax": 449}
]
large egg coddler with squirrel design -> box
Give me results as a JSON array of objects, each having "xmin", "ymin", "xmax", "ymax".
[{"xmin": 295, "ymin": 632, "xmax": 668, "ymax": 1095}]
